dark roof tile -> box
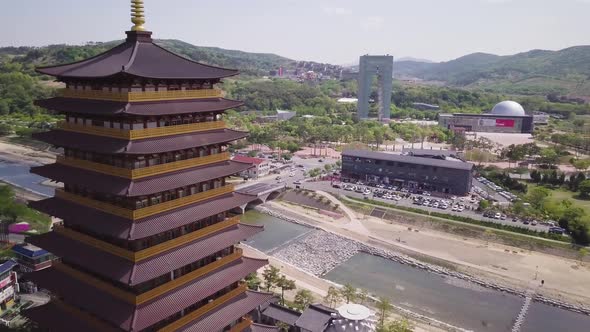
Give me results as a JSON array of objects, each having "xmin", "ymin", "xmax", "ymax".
[
  {"xmin": 33, "ymin": 128, "xmax": 248, "ymax": 154},
  {"xmin": 27, "ymin": 224, "xmax": 263, "ymax": 286},
  {"xmin": 36, "ymin": 97, "xmax": 243, "ymax": 116},
  {"xmin": 31, "ymin": 160, "xmax": 252, "ymax": 197},
  {"xmin": 179, "ymin": 291, "xmax": 274, "ymax": 332},
  {"xmin": 37, "ymin": 34, "xmax": 238, "ymax": 80},
  {"xmin": 29, "ymin": 193, "xmax": 256, "ymax": 240},
  {"xmin": 343, "ymin": 149, "xmax": 474, "ymax": 171},
  {"xmin": 26, "ymin": 257, "xmax": 267, "ymax": 331}
]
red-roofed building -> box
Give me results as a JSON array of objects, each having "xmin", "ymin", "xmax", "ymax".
[{"xmin": 233, "ymin": 155, "xmax": 271, "ymax": 179}]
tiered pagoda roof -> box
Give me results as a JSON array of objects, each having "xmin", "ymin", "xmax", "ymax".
[
  {"xmin": 24, "ymin": 1, "xmax": 271, "ymax": 331},
  {"xmin": 33, "ymin": 128, "xmax": 248, "ymax": 154},
  {"xmin": 36, "ymin": 31, "xmax": 238, "ymax": 80}
]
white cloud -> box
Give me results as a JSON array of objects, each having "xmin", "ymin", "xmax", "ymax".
[
  {"xmin": 322, "ymin": 6, "xmax": 352, "ymax": 16},
  {"xmin": 361, "ymin": 16, "xmax": 384, "ymax": 31}
]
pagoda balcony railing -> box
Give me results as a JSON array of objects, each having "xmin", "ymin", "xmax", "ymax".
[
  {"xmin": 158, "ymin": 282, "xmax": 248, "ymax": 332},
  {"xmin": 53, "ymin": 249, "xmax": 244, "ymax": 306},
  {"xmin": 55, "ymin": 184, "xmax": 235, "ymax": 220},
  {"xmin": 54, "ymin": 216, "xmax": 240, "ymax": 262},
  {"xmin": 59, "ymin": 88, "xmax": 223, "ymax": 102},
  {"xmin": 56, "ymin": 152, "xmax": 230, "ymax": 179},
  {"xmin": 229, "ymin": 316, "xmax": 253, "ymax": 332},
  {"xmin": 56, "ymin": 120, "xmax": 226, "ymax": 140}
]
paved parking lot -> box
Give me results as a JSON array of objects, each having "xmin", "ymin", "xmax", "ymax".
[{"xmin": 303, "ymin": 181, "xmax": 550, "ymax": 232}]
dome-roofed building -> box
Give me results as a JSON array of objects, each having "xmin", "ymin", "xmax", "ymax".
[
  {"xmin": 438, "ymin": 100, "xmax": 534, "ymax": 134},
  {"xmin": 491, "ymin": 101, "xmax": 526, "ymax": 116}
]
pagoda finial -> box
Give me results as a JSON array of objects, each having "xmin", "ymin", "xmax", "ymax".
[{"xmin": 131, "ymin": 0, "xmax": 146, "ymax": 31}]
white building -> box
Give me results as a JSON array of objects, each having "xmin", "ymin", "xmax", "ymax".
[{"xmin": 232, "ymin": 155, "xmax": 271, "ymax": 179}]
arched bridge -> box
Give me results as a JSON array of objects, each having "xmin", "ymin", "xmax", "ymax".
[{"xmin": 233, "ymin": 183, "xmax": 286, "ymax": 213}]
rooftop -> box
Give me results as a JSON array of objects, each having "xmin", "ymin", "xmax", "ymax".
[
  {"xmin": 12, "ymin": 244, "xmax": 50, "ymax": 258},
  {"xmin": 36, "ymin": 31, "xmax": 238, "ymax": 80},
  {"xmin": 36, "ymin": 97, "xmax": 243, "ymax": 116},
  {"xmin": 233, "ymin": 155, "xmax": 268, "ymax": 165},
  {"xmin": 343, "ymin": 149, "xmax": 474, "ymax": 171}
]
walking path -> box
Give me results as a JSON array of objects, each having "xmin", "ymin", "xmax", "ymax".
[{"xmin": 269, "ymin": 198, "xmax": 590, "ymax": 307}]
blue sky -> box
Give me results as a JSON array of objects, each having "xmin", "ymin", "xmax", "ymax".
[{"xmin": 2, "ymin": 0, "xmax": 589, "ymax": 64}]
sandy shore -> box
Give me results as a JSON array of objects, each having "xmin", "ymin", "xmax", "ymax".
[
  {"xmin": 0, "ymin": 139, "xmax": 56, "ymax": 165},
  {"xmin": 267, "ymin": 199, "xmax": 590, "ymax": 308}
]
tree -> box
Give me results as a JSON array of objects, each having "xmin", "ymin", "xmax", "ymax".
[
  {"xmin": 356, "ymin": 289, "xmax": 369, "ymax": 305},
  {"xmin": 478, "ymin": 200, "xmax": 490, "ymax": 211},
  {"xmin": 293, "ymin": 289, "xmax": 314, "ymax": 311},
  {"xmin": 578, "ymin": 247, "xmax": 588, "ymax": 266},
  {"xmin": 262, "ymin": 265, "xmax": 281, "ymax": 292},
  {"xmin": 537, "ymin": 148, "xmax": 558, "ymax": 168},
  {"xmin": 579, "ymin": 180, "xmax": 590, "ymax": 198},
  {"xmin": 376, "ymin": 296, "xmax": 393, "ymax": 329},
  {"xmin": 244, "ymin": 272, "xmax": 261, "ymax": 291},
  {"xmin": 339, "ymin": 283, "xmax": 357, "ymax": 304},
  {"xmin": 377, "ymin": 319, "xmax": 414, "ymax": 332},
  {"xmin": 526, "ymin": 186, "xmax": 551, "ymax": 210},
  {"xmin": 324, "ymin": 286, "xmax": 342, "ymax": 308},
  {"xmin": 277, "ymin": 275, "xmax": 297, "ymax": 305},
  {"xmin": 276, "ymin": 322, "xmax": 290, "ymax": 332}
]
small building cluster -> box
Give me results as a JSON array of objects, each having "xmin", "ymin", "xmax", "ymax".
[{"xmin": 233, "ymin": 155, "xmax": 272, "ymax": 179}]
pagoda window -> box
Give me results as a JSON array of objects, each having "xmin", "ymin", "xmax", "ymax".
[
  {"xmin": 177, "ymin": 189, "xmax": 185, "ymax": 198},
  {"xmin": 134, "ymin": 158, "xmax": 146, "ymax": 169},
  {"xmin": 146, "ymin": 119, "xmax": 157, "ymax": 128},
  {"xmin": 67, "ymin": 116, "xmax": 75, "ymax": 124},
  {"xmin": 201, "ymin": 183, "xmax": 209, "ymax": 192},
  {"xmin": 186, "ymin": 149, "xmax": 195, "ymax": 159},
  {"xmin": 198, "ymin": 148, "xmax": 206, "ymax": 157},
  {"xmin": 150, "ymin": 194, "xmax": 162, "ymax": 205},
  {"xmin": 147, "ymin": 155, "xmax": 159, "ymax": 166},
  {"xmin": 189, "ymin": 186, "xmax": 197, "ymax": 195}
]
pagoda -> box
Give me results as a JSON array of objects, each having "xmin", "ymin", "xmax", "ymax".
[{"xmin": 22, "ymin": 1, "xmax": 272, "ymax": 331}]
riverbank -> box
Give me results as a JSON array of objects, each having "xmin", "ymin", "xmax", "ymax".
[
  {"xmin": 254, "ymin": 204, "xmax": 590, "ymax": 318},
  {"xmin": 0, "ymin": 139, "xmax": 56, "ymax": 166}
]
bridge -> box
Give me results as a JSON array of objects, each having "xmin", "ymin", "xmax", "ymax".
[{"xmin": 233, "ymin": 183, "xmax": 286, "ymax": 213}]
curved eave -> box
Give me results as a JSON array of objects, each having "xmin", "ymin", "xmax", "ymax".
[
  {"xmin": 178, "ymin": 291, "xmax": 274, "ymax": 332},
  {"xmin": 23, "ymin": 302, "xmax": 120, "ymax": 332},
  {"xmin": 32, "ymin": 128, "xmax": 249, "ymax": 154},
  {"xmin": 27, "ymin": 224, "xmax": 264, "ymax": 285},
  {"xmin": 31, "ymin": 160, "xmax": 253, "ymax": 197},
  {"xmin": 35, "ymin": 97, "xmax": 244, "ymax": 116},
  {"xmin": 36, "ymin": 35, "xmax": 239, "ymax": 80},
  {"xmin": 25, "ymin": 257, "xmax": 268, "ymax": 331},
  {"xmin": 29, "ymin": 192, "xmax": 257, "ymax": 240}
]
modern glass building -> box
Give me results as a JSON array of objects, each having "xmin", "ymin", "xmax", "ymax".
[{"xmin": 342, "ymin": 150, "xmax": 473, "ymax": 195}]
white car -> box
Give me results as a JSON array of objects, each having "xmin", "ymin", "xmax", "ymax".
[
  {"xmin": 452, "ymin": 205, "xmax": 458, "ymax": 211},
  {"xmin": 494, "ymin": 212, "xmax": 501, "ymax": 219},
  {"xmin": 384, "ymin": 194, "xmax": 392, "ymax": 200},
  {"xmin": 451, "ymin": 196, "xmax": 457, "ymax": 200},
  {"xmin": 289, "ymin": 173, "xmax": 295, "ymax": 177},
  {"xmin": 457, "ymin": 206, "xmax": 464, "ymax": 212}
]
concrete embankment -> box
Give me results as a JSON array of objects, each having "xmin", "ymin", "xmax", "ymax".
[{"xmin": 255, "ymin": 206, "xmax": 590, "ymax": 317}]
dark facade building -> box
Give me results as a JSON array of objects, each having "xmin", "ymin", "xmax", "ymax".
[
  {"xmin": 342, "ymin": 150, "xmax": 473, "ymax": 195},
  {"xmin": 22, "ymin": 1, "xmax": 271, "ymax": 331}
]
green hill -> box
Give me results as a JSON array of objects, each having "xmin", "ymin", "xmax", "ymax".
[
  {"xmin": 0, "ymin": 39, "xmax": 295, "ymax": 77},
  {"xmin": 396, "ymin": 46, "xmax": 590, "ymax": 96}
]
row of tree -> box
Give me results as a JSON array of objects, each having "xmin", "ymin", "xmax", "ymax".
[{"xmin": 248, "ymin": 266, "xmax": 413, "ymax": 331}]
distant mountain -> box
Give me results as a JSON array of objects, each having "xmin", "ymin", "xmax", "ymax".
[
  {"xmin": 395, "ymin": 46, "xmax": 590, "ymax": 96},
  {"xmin": 0, "ymin": 39, "xmax": 295, "ymax": 77},
  {"xmin": 395, "ymin": 56, "xmax": 434, "ymax": 63}
]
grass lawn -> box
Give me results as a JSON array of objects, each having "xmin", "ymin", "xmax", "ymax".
[
  {"xmin": 526, "ymin": 183, "xmax": 590, "ymax": 214},
  {"xmin": 550, "ymin": 189, "xmax": 590, "ymax": 214}
]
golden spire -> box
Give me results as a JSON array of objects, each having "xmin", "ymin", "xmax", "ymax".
[{"xmin": 131, "ymin": 0, "xmax": 146, "ymax": 31}]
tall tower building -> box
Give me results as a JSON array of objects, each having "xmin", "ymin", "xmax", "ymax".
[
  {"xmin": 357, "ymin": 55, "xmax": 393, "ymax": 121},
  {"xmin": 22, "ymin": 1, "xmax": 271, "ymax": 331}
]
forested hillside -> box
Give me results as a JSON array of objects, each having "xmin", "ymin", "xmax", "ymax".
[{"xmin": 396, "ymin": 46, "xmax": 590, "ymax": 96}]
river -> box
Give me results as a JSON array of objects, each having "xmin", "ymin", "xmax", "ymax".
[
  {"xmin": 242, "ymin": 210, "xmax": 590, "ymax": 332},
  {"xmin": 0, "ymin": 159, "xmax": 53, "ymax": 197}
]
